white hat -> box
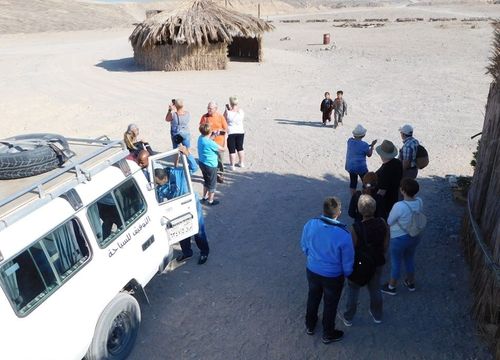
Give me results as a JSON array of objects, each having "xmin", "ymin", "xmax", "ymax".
[
  {"xmin": 399, "ymin": 124, "xmax": 413, "ymax": 135},
  {"xmin": 352, "ymin": 124, "xmax": 367, "ymax": 137}
]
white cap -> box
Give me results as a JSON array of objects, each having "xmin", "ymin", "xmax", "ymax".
[
  {"xmin": 352, "ymin": 124, "xmax": 367, "ymax": 137},
  {"xmin": 399, "ymin": 124, "xmax": 413, "ymax": 135}
]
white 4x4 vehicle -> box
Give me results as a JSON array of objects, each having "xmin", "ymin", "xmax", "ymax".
[{"xmin": 0, "ymin": 136, "xmax": 199, "ymax": 360}]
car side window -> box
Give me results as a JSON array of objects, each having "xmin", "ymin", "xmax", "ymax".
[
  {"xmin": 87, "ymin": 178, "xmax": 146, "ymax": 248},
  {"xmin": 152, "ymin": 154, "xmax": 191, "ymax": 204},
  {"xmin": 0, "ymin": 219, "xmax": 90, "ymax": 316}
]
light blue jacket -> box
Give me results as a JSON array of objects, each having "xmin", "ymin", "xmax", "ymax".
[{"xmin": 301, "ymin": 216, "xmax": 354, "ymax": 277}]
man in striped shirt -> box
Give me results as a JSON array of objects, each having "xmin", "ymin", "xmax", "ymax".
[{"xmin": 398, "ymin": 124, "xmax": 420, "ymax": 179}]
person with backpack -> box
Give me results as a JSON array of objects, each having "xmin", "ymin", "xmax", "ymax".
[
  {"xmin": 381, "ymin": 178, "xmax": 425, "ymax": 295},
  {"xmin": 338, "ymin": 194, "xmax": 389, "ymax": 326},
  {"xmin": 398, "ymin": 124, "xmax": 420, "ymax": 179}
]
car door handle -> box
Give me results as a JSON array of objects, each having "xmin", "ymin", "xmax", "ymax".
[{"xmin": 181, "ymin": 199, "xmax": 192, "ymax": 205}]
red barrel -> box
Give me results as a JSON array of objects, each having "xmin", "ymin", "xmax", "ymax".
[{"xmin": 323, "ymin": 33, "xmax": 330, "ymax": 45}]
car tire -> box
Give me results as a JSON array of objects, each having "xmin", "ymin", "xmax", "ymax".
[
  {"xmin": 0, "ymin": 133, "xmax": 69, "ymax": 180},
  {"xmin": 85, "ymin": 293, "xmax": 141, "ymax": 360}
]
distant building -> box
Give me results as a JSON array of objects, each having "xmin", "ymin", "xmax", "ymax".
[{"xmin": 129, "ymin": 0, "xmax": 274, "ymax": 71}]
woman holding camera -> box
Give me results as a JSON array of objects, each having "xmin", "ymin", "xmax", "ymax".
[
  {"xmin": 224, "ymin": 96, "xmax": 245, "ymax": 171},
  {"xmin": 165, "ymin": 98, "xmax": 191, "ymax": 149}
]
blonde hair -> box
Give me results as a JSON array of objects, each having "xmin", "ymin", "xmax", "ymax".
[
  {"xmin": 124, "ymin": 125, "xmax": 138, "ymax": 150},
  {"xmin": 229, "ymin": 96, "xmax": 239, "ymax": 106},
  {"xmin": 175, "ymin": 98, "xmax": 184, "ymax": 109}
]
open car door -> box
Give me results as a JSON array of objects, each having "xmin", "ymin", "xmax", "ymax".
[{"xmin": 148, "ymin": 149, "xmax": 199, "ymax": 245}]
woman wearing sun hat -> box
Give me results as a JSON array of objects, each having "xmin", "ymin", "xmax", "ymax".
[
  {"xmin": 345, "ymin": 124, "xmax": 377, "ymax": 194},
  {"xmin": 375, "ymin": 140, "xmax": 403, "ymax": 219}
]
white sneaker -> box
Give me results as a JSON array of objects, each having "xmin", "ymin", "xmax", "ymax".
[
  {"xmin": 337, "ymin": 312, "xmax": 352, "ymax": 327},
  {"xmin": 229, "ymin": 165, "xmax": 235, "ymax": 171},
  {"xmin": 237, "ymin": 163, "xmax": 245, "ymax": 168},
  {"xmin": 369, "ymin": 310, "xmax": 382, "ymax": 324}
]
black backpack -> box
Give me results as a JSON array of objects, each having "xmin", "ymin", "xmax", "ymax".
[
  {"xmin": 416, "ymin": 144, "xmax": 429, "ymax": 169},
  {"xmin": 348, "ymin": 222, "xmax": 376, "ymax": 286}
]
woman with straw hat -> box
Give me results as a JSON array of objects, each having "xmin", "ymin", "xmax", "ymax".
[
  {"xmin": 345, "ymin": 124, "xmax": 377, "ymax": 195},
  {"xmin": 374, "ymin": 140, "xmax": 403, "ymax": 219}
]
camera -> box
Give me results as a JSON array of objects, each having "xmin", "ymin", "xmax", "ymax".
[{"xmin": 173, "ymin": 134, "xmax": 184, "ymax": 145}]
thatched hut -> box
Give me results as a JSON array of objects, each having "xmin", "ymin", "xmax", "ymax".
[
  {"xmin": 129, "ymin": 0, "xmax": 274, "ymax": 71},
  {"xmin": 461, "ymin": 23, "xmax": 500, "ymax": 358}
]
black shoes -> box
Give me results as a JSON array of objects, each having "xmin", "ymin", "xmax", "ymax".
[
  {"xmin": 176, "ymin": 254, "xmax": 192, "ymax": 262},
  {"xmin": 198, "ymin": 255, "xmax": 208, "ymax": 265},
  {"xmin": 322, "ymin": 330, "xmax": 344, "ymax": 344}
]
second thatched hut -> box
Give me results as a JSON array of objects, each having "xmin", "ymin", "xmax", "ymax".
[{"xmin": 129, "ymin": 0, "xmax": 274, "ymax": 71}]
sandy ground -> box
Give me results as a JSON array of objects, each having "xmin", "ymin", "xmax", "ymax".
[{"xmin": 0, "ymin": 1, "xmax": 498, "ymax": 359}]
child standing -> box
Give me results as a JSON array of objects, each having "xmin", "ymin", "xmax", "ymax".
[
  {"xmin": 345, "ymin": 124, "xmax": 377, "ymax": 194},
  {"xmin": 333, "ymin": 90, "xmax": 348, "ymax": 129},
  {"xmin": 320, "ymin": 92, "xmax": 334, "ymax": 126},
  {"xmin": 197, "ymin": 123, "xmax": 225, "ymax": 206}
]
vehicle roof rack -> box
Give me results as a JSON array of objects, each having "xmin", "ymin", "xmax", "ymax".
[{"xmin": 0, "ymin": 136, "xmax": 130, "ymax": 231}]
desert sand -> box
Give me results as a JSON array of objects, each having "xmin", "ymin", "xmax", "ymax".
[{"xmin": 0, "ymin": 0, "xmax": 498, "ymax": 359}]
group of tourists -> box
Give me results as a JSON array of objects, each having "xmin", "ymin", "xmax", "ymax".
[
  {"xmin": 121, "ymin": 97, "xmax": 246, "ymax": 265},
  {"xmin": 301, "ymin": 122, "xmax": 427, "ymax": 344},
  {"xmin": 167, "ymin": 98, "xmax": 246, "ymax": 206}
]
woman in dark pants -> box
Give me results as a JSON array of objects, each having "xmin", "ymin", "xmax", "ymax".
[{"xmin": 339, "ymin": 194, "xmax": 389, "ymax": 325}]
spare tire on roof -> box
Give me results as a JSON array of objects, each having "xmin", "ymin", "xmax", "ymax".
[{"xmin": 0, "ymin": 133, "xmax": 71, "ymax": 180}]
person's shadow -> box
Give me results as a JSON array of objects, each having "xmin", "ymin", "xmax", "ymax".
[{"xmin": 274, "ymin": 118, "xmax": 333, "ymax": 128}]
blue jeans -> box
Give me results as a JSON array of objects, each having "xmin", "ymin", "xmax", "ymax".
[
  {"xmin": 389, "ymin": 234, "xmax": 420, "ymax": 280},
  {"xmin": 305, "ymin": 269, "xmax": 345, "ymax": 336}
]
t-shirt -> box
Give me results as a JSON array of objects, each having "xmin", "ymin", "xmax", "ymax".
[
  {"xmin": 225, "ymin": 109, "xmax": 245, "ymax": 134},
  {"xmin": 345, "ymin": 138, "xmax": 370, "ymax": 174},
  {"xmin": 376, "ymin": 158, "xmax": 403, "ymax": 217},
  {"xmin": 200, "ymin": 112, "xmax": 228, "ymax": 146},
  {"xmin": 387, "ymin": 198, "xmax": 424, "ymax": 238},
  {"xmin": 197, "ymin": 136, "xmax": 219, "ymax": 168}
]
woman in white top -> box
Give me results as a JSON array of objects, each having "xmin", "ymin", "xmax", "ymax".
[
  {"xmin": 381, "ymin": 178, "xmax": 423, "ymax": 295},
  {"xmin": 224, "ymin": 96, "xmax": 245, "ymax": 171}
]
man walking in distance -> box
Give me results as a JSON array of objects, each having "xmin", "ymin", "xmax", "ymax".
[
  {"xmin": 301, "ymin": 197, "xmax": 354, "ymax": 344},
  {"xmin": 398, "ymin": 124, "xmax": 420, "ymax": 179},
  {"xmin": 200, "ymin": 101, "xmax": 228, "ymax": 183}
]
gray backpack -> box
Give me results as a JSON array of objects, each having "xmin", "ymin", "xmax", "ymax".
[{"xmin": 399, "ymin": 199, "xmax": 427, "ymax": 237}]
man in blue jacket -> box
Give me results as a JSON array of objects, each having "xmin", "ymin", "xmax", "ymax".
[
  {"xmin": 154, "ymin": 145, "xmax": 210, "ymax": 265},
  {"xmin": 301, "ymin": 197, "xmax": 354, "ymax": 344}
]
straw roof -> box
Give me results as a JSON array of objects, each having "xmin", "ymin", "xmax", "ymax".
[
  {"xmin": 487, "ymin": 22, "xmax": 500, "ymax": 82},
  {"xmin": 130, "ymin": 0, "xmax": 274, "ymax": 49}
]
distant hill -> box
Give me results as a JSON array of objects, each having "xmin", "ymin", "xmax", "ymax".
[{"xmin": 0, "ymin": 0, "xmax": 488, "ymax": 34}]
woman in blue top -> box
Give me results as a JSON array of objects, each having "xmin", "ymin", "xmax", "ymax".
[
  {"xmin": 345, "ymin": 124, "xmax": 377, "ymax": 195},
  {"xmin": 198, "ymin": 123, "xmax": 225, "ymax": 206}
]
